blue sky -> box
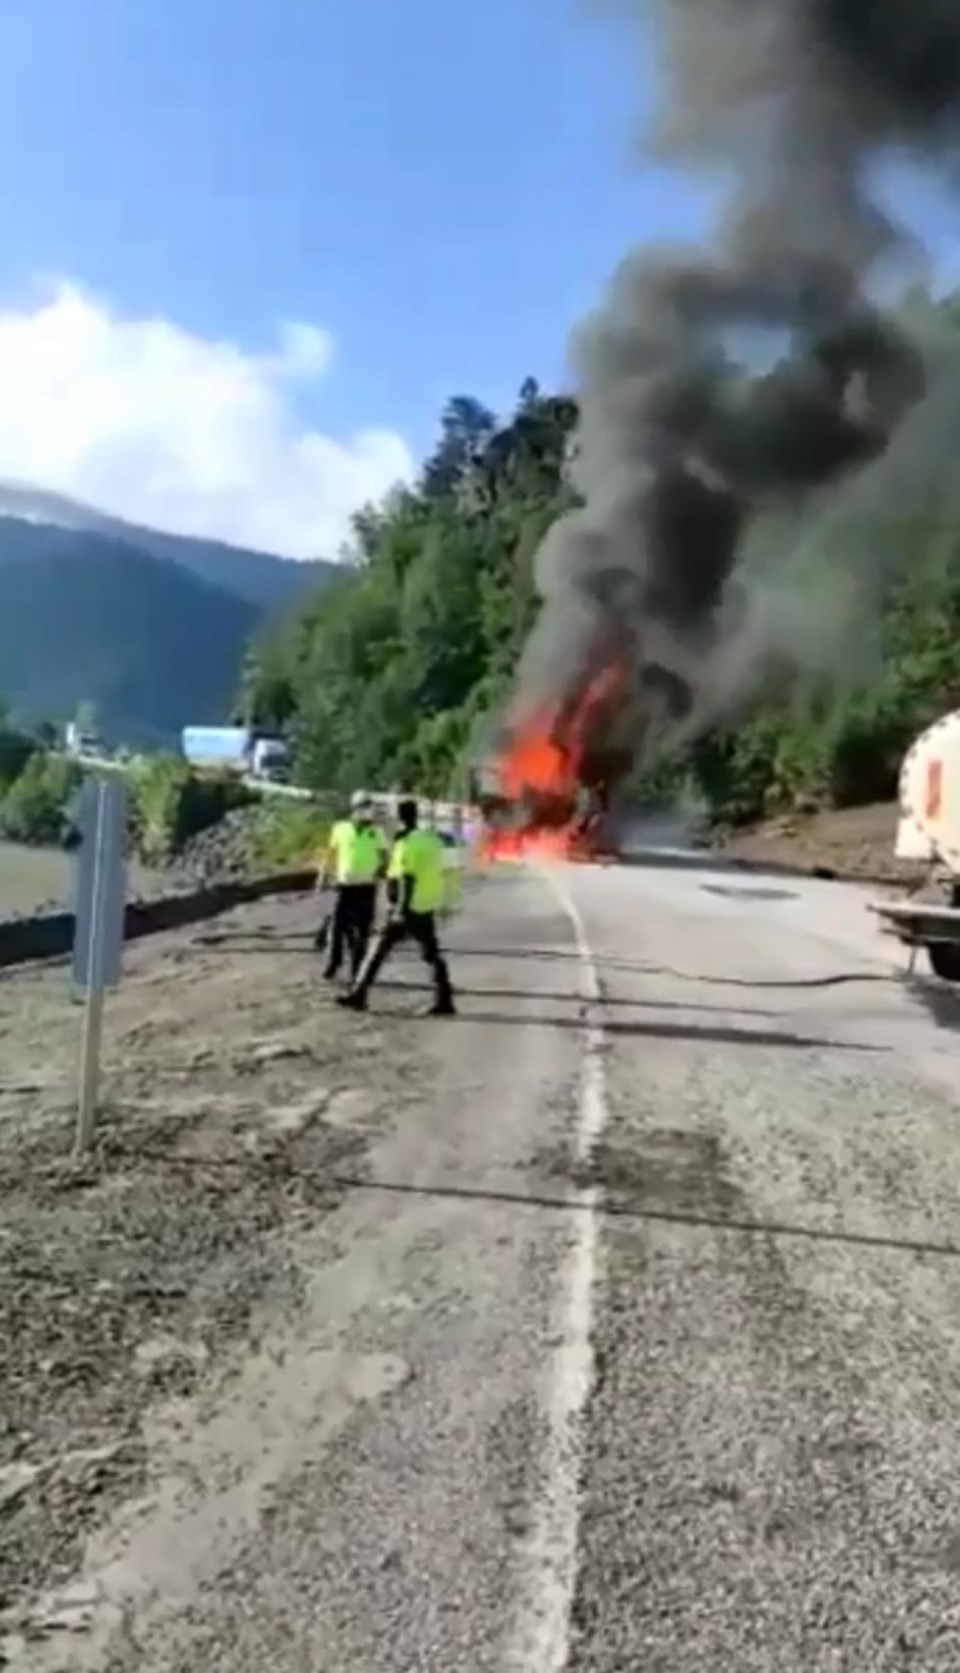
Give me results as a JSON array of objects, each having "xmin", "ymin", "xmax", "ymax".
[
  {"xmin": 0, "ymin": 0, "xmax": 958, "ymax": 556},
  {"xmin": 0, "ymin": 0, "xmax": 719, "ymax": 459}
]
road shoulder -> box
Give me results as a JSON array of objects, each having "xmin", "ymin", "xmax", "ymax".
[{"xmin": 3, "ymin": 872, "xmax": 592, "ymax": 1671}]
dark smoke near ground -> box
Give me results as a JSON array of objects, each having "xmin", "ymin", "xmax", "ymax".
[{"xmin": 505, "ymin": 0, "xmax": 960, "ymax": 792}]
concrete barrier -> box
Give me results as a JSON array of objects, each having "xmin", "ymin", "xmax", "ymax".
[{"xmin": 0, "ymin": 867, "xmax": 317, "ymax": 972}]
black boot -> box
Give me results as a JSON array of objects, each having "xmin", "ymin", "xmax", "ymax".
[
  {"xmin": 427, "ymin": 960, "xmax": 456, "ymax": 1016},
  {"xmin": 336, "ymin": 989, "xmax": 368, "ymax": 1011}
]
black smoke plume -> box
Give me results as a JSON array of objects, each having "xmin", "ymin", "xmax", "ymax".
[{"xmin": 505, "ymin": 0, "xmax": 960, "ymax": 792}]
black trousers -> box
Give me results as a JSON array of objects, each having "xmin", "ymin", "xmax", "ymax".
[
  {"xmin": 353, "ymin": 909, "xmax": 453, "ymax": 1007},
  {"xmin": 323, "ymin": 884, "xmax": 377, "ymax": 980}
]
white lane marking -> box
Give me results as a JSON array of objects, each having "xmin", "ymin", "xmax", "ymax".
[{"xmin": 508, "ymin": 867, "xmax": 608, "ymax": 1673}]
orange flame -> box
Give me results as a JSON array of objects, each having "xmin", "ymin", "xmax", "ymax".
[{"xmin": 477, "ymin": 663, "xmax": 627, "ymax": 864}]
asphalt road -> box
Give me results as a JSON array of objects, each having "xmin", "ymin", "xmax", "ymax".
[
  {"xmin": 14, "ymin": 850, "xmax": 960, "ymax": 1671},
  {"xmin": 565, "ymin": 855, "xmax": 960, "ymax": 1672}
]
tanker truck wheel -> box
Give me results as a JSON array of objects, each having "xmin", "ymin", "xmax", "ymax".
[{"xmin": 927, "ymin": 942, "xmax": 960, "ymax": 983}]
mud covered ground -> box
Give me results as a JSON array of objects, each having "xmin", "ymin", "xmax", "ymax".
[{"xmin": 0, "ymin": 891, "xmax": 432, "ymax": 1640}]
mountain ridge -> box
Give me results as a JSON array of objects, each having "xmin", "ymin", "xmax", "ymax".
[
  {"xmin": 0, "ymin": 488, "xmax": 339, "ymax": 743},
  {"xmin": 0, "ymin": 482, "xmax": 334, "ymax": 610}
]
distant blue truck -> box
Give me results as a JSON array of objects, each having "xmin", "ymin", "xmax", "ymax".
[{"xmin": 180, "ymin": 725, "xmax": 290, "ymax": 782}]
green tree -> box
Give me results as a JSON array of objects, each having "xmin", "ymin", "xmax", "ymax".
[
  {"xmin": 0, "ymin": 724, "xmax": 34, "ymax": 791},
  {"xmin": 421, "ymin": 396, "xmax": 497, "ymax": 499},
  {"xmin": 0, "ymin": 752, "xmax": 81, "ymax": 845}
]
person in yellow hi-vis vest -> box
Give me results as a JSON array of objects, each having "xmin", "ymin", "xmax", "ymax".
[
  {"xmin": 316, "ymin": 791, "xmax": 388, "ymax": 983},
  {"xmin": 337, "ymin": 797, "xmax": 455, "ymax": 1016}
]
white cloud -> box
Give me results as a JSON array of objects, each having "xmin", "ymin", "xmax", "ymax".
[{"xmin": 0, "ymin": 281, "xmax": 413, "ymax": 558}]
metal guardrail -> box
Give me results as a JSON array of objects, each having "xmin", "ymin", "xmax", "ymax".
[
  {"xmin": 0, "ymin": 867, "xmax": 317, "ymax": 971},
  {"xmin": 65, "ymin": 756, "xmax": 478, "ymax": 823},
  {"xmin": 240, "ymin": 775, "xmax": 314, "ymax": 799},
  {"xmin": 64, "ymin": 752, "xmax": 316, "ymax": 799}
]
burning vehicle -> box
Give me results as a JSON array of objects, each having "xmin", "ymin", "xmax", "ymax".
[
  {"xmin": 470, "ymin": 666, "xmax": 631, "ymax": 862},
  {"xmin": 473, "ymin": 462, "xmax": 747, "ymax": 861}
]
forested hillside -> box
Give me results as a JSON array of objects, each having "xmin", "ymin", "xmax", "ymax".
[
  {"xmin": 0, "ymin": 519, "xmax": 259, "ymax": 745},
  {"xmin": 241, "ymin": 298, "xmax": 960, "ymax": 824},
  {"xmin": 0, "ymin": 489, "xmax": 334, "ymax": 744},
  {"xmin": 240, "ymin": 381, "xmax": 578, "ymax": 797}
]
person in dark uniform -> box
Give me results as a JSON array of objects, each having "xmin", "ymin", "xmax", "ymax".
[
  {"xmin": 337, "ymin": 797, "xmax": 455, "ymax": 1015},
  {"xmin": 316, "ymin": 791, "xmax": 388, "ymax": 983}
]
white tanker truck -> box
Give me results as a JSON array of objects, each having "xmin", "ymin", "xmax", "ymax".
[{"xmin": 871, "ymin": 709, "xmax": 960, "ymax": 981}]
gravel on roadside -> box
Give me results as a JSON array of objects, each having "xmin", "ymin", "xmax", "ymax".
[{"xmin": 0, "ymin": 891, "xmax": 426, "ymax": 1635}]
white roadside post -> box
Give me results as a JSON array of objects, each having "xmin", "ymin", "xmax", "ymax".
[{"xmin": 72, "ymin": 774, "xmax": 128, "ymax": 1152}]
